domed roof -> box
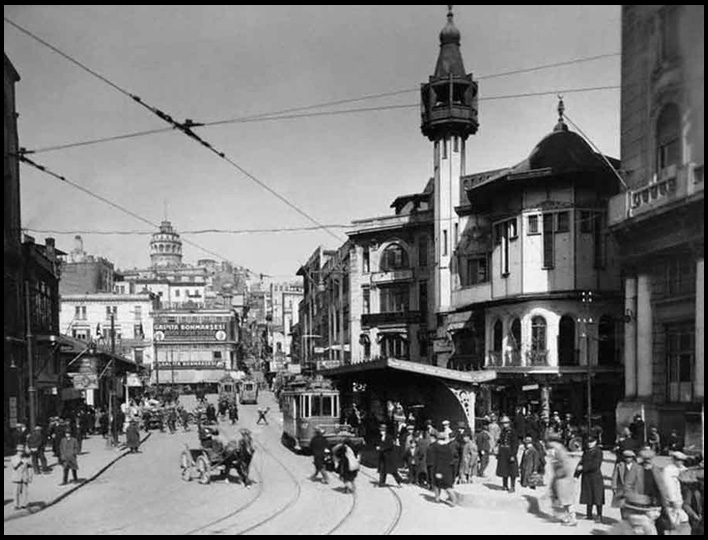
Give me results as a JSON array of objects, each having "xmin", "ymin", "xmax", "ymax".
[
  {"xmin": 524, "ymin": 128, "xmax": 599, "ymax": 173},
  {"xmin": 439, "ymin": 10, "xmax": 461, "ymax": 45}
]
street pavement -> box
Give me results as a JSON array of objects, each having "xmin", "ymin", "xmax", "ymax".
[
  {"xmin": 3, "ymin": 430, "xmax": 151, "ymax": 523},
  {"xmin": 3, "ymin": 392, "xmax": 676, "ymax": 535}
]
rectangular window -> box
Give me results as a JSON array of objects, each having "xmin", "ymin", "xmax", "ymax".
[
  {"xmin": 660, "ymin": 6, "xmax": 679, "ymax": 61},
  {"xmin": 528, "ymin": 215, "xmax": 539, "ymax": 235},
  {"xmin": 134, "ymin": 305, "xmax": 142, "ymax": 320},
  {"xmin": 666, "ymin": 323, "xmax": 694, "ymax": 403},
  {"xmin": 134, "ymin": 349, "xmax": 144, "ymax": 364},
  {"xmin": 580, "ymin": 211, "xmax": 593, "ymax": 233},
  {"xmin": 419, "ymin": 281, "xmax": 428, "ymax": 320},
  {"xmin": 593, "ymin": 213, "xmax": 605, "ymax": 269},
  {"xmin": 543, "ymin": 213, "xmax": 554, "ymax": 269},
  {"xmin": 105, "ymin": 306, "xmax": 117, "ymax": 319},
  {"xmin": 134, "ymin": 323, "xmax": 143, "ymax": 338},
  {"xmin": 418, "ymin": 236, "xmax": 428, "ymax": 267},
  {"xmin": 454, "ymin": 223, "xmax": 459, "ymax": 247},
  {"xmin": 175, "ymin": 289, "xmax": 180, "ymax": 297},
  {"xmin": 362, "ymin": 246, "xmax": 370, "ymax": 273},
  {"xmin": 507, "ymin": 219, "xmax": 518, "ymax": 240},
  {"xmin": 465, "ymin": 257, "xmax": 489, "ymax": 286},
  {"xmin": 556, "ymin": 211, "xmax": 570, "ymax": 232},
  {"xmin": 362, "ymin": 287, "xmax": 370, "ymax": 314},
  {"xmin": 442, "ymin": 138, "xmax": 448, "ymax": 160},
  {"xmin": 453, "ymin": 136, "xmax": 459, "ymax": 153},
  {"xmin": 213, "ymin": 351, "xmax": 222, "ymax": 360},
  {"xmin": 380, "ymin": 286, "xmax": 409, "ymax": 313},
  {"xmin": 75, "ymin": 306, "xmax": 87, "ymax": 320},
  {"xmin": 443, "ymin": 230, "xmax": 448, "ymax": 256}
]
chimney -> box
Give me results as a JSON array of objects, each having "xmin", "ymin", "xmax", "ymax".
[{"xmin": 45, "ymin": 237, "xmax": 56, "ymax": 260}]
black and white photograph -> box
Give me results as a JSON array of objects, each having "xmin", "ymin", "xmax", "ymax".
[{"xmin": 4, "ymin": 5, "xmax": 704, "ymax": 535}]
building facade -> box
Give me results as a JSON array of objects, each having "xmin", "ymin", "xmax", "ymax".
[
  {"xmin": 609, "ymin": 5, "xmax": 704, "ymax": 449},
  {"xmin": 152, "ymin": 308, "xmax": 238, "ymax": 387},
  {"xmin": 59, "ymin": 235, "xmax": 115, "ymax": 295},
  {"xmin": 268, "ymin": 281, "xmax": 303, "ymax": 360},
  {"xmin": 4, "ymin": 53, "xmax": 24, "ymax": 441}
]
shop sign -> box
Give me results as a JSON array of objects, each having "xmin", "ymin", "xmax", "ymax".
[
  {"xmin": 522, "ymin": 383, "xmax": 540, "ymax": 391},
  {"xmin": 153, "ymin": 321, "xmax": 229, "ymax": 341},
  {"xmin": 70, "ymin": 372, "xmax": 99, "ymax": 390}
]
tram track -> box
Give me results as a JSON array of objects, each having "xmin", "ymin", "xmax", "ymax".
[{"xmin": 357, "ymin": 469, "xmax": 403, "ymax": 536}]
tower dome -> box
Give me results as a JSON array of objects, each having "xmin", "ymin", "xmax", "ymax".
[
  {"xmin": 439, "ymin": 7, "xmax": 461, "ymax": 45},
  {"xmin": 150, "ymin": 220, "xmax": 183, "ymax": 268}
]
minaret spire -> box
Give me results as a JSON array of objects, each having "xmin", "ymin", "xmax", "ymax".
[{"xmin": 554, "ymin": 95, "xmax": 569, "ymax": 132}]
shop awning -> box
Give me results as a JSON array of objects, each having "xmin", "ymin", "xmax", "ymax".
[
  {"xmin": 320, "ymin": 357, "xmax": 496, "ymax": 385},
  {"xmin": 444, "ymin": 310, "xmax": 478, "ymax": 332}
]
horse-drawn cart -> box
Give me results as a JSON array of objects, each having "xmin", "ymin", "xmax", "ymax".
[{"xmin": 179, "ymin": 426, "xmax": 254, "ymax": 485}]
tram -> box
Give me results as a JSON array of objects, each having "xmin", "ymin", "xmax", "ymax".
[
  {"xmin": 280, "ymin": 378, "xmax": 363, "ymax": 452},
  {"xmin": 239, "ymin": 379, "xmax": 259, "ymax": 405},
  {"xmin": 217, "ymin": 376, "xmax": 240, "ymax": 407}
]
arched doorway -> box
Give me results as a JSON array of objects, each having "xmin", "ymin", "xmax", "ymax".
[{"xmin": 558, "ymin": 315, "xmax": 577, "ymax": 366}]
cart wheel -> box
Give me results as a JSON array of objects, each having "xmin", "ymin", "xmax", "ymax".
[
  {"xmin": 180, "ymin": 453, "xmax": 192, "ymax": 482},
  {"xmin": 196, "ymin": 456, "xmax": 211, "ymax": 485}
]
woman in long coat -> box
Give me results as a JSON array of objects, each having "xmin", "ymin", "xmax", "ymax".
[
  {"xmin": 519, "ymin": 436, "xmax": 542, "ymax": 489},
  {"xmin": 547, "ymin": 437, "xmax": 577, "ymax": 527},
  {"xmin": 126, "ymin": 420, "xmax": 141, "ymax": 453},
  {"xmin": 575, "ymin": 434, "xmax": 605, "ymax": 522},
  {"xmin": 332, "ymin": 441, "xmax": 359, "ymax": 493},
  {"xmin": 430, "ymin": 432, "xmax": 457, "ymax": 506}
]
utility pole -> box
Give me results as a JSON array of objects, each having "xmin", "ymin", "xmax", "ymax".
[
  {"xmin": 109, "ymin": 310, "xmax": 117, "ymax": 447},
  {"xmin": 338, "ymin": 273, "xmax": 345, "ymax": 365},
  {"xmin": 581, "ymin": 291, "xmax": 593, "ymax": 432},
  {"xmin": 25, "ymin": 281, "xmax": 36, "ymax": 430}
]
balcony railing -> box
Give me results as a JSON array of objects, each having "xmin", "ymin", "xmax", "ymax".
[
  {"xmin": 487, "ymin": 350, "xmax": 503, "ymax": 368},
  {"xmin": 361, "ymin": 311, "xmax": 421, "ymax": 327},
  {"xmin": 608, "ymin": 165, "xmax": 703, "ymax": 226},
  {"xmin": 370, "ymin": 269, "xmax": 414, "ymax": 285},
  {"xmin": 526, "ymin": 349, "xmax": 549, "ymax": 366},
  {"xmin": 504, "ymin": 350, "xmax": 522, "ymax": 367}
]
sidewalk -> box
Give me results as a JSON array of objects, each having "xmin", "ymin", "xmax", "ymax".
[{"xmin": 3, "ymin": 432, "xmax": 151, "ymax": 522}]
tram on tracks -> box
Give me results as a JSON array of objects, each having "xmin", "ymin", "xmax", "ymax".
[
  {"xmin": 280, "ymin": 377, "xmax": 363, "ymax": 452},
  {"xmin": 239, "ymin": 379, "xmax": 259, "ymax": 405}
]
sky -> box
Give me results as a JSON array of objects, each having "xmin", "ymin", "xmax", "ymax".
[{"xmin": 4, "ymin": 5, "xmax": 621, "ymax": 279}]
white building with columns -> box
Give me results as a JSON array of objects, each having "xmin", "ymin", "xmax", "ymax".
[{"xmin": 608, "ymin": 5, "xmax": 703, "ymax": 450}]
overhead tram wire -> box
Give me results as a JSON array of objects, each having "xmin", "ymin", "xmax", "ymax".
[
  {"xmin": 24, "ymin": 225, "xmax": 353, "ymax": 235},
  {"xmin": 15, "ymin": 154, "xmax": 264, "ymax": 276},
  {"xmin": 4, "ymin": 15, "xmax": 345, "ymax": 244},
  {"xmin": 6, "ymin": 14, "xmax": 618, "ymax": 155}
]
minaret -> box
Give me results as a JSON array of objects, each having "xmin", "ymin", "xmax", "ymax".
[
  {"xmin": 150, "ymin": 220, "xmax": 183, "ymax": 268},
  {"xmin": 421, "ymin": 5, "xmax": 478, "ymax": 313}
]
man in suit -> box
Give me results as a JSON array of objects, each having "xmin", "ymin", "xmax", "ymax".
[
  {"xmin": 496, "ymin": 415, "xmax": 519, "ymax": 493},
  {"xmin": 611, "ymin": 449, "xmax": 637, "ymax": 519},
  {"xmin": 376, "ymin": 423, "xmax": 402, "ymax": 488}
]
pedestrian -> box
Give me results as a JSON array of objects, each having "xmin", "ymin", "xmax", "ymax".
[
  {"xmin": 624, "ymin": 448, "xmax": 663, "ymax": 535},
  {"xmin": 229, "ymin": 403, "xmax": 239, "ymax": 425},
  {"xmin": 496, "ymin": 415, "xmax": 519, "ymax": 493},
  {"xmin": 458, "ymin": 431, "xmax": 478, "ymax": 484},
  {"xmin": 488, "ymin": 414, "xmax": 501, "ymax": 456},
  {"xmin": 206, "ymin": 403, "xmax": 217, "ymax": 424},
  {"xmin": 11, "ymin": 444, "xmax": 33, "ymax": 510},
  {"xmin": 236, "ymin": 428, "xmax": 255, "ymax": 488},
  {"xmin": 546, "ymin": 434, "xmax": 578, "ymax": 527},
  {"xmin": 475, "ymin": 423, "xmax": 492, "ymax": 477},
  {"xmin": 27, "ymin": 425, "xmax": 49, "ymax": 475},
  {"xmin": 332, "ymin": 440, "xmax": 360, "ymax": 493},
  {"xmin": 519, "ymin": 435, "xmax": 542, "ymax": 489},
  {"xmin": 679, "ymin": 463, "xmax": 703, "ymax": 536},
  {"xmin": 59, "ymin": 429, "xmax": 80, "ymax": 485},
  {"xmin": 402, "ymin": 427, "xmax": 417, "ymax": 484},
  {"xmin": 126, "ymin": 420, "xmax": 141, "ymax": 453},
  {"xmin": 376, "ymin": 423, "xmax": 403, "ymax": 488},
  {"xmin": 614, "ymin": 426, "xmax": 640, "ymax": 463},
  {"xmin": 439, "ymin": 419, "xmax": 453, "ymax": 440},
  {"xmin": 256, "ymin": 407, "xmax": 270, "ymax": 425},
  {"xmin": 629, "ymin": 414, "xmax": 646, "ymax": 447},
  {"xmin": 575, "ymin": 433, "xmax": 605, "ymax": 523},
  {"xmin": 430, "ymin": 431, "xmax": 457, "ymax": 506},
  {"xmin": 412, "ymin": 432, "xmax": 429, "ymax": 487},
  {"xmin": 611, "ymin": 449, "xmax": 637, "ymax": 519},
  {"xmin": 310, "ymin": 426, "xmax": 330, "ymax": 484},
  {"xmin": 166, "ymin": 407, "xmax": 177, "ymax": 434},
  {"xmin": 647, "ymin": 426, "xmax": 661, "ymax": 455},
  {"xmin": 659, "ymin": 451, "xmax": 691, "ymax": 535},
  {"xmin": 667, "ymin": 429, "xmax": 684, "ymax": 453}
]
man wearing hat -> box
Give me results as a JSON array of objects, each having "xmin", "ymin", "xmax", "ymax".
[
  {"xmin": 575, "ymin": 434, "xmax": 605, "ymax": 522},
  {"xmin": 624, "ymin": 447, "xmax": 663, "ymax": 534},
  {"xmin": 310, "ymin": 426, "xmax": 330, "ymax": 484},
  {"xmin": 27, "ymin": 424, "xmax": 49, "ymax": 475},
  {"xmin": 659, "ymin": 451, "xmax": 691, "ymax": 534},
  {"xmin": 11, "ymin": 444, "xmax": 33, "ymax": 510},
  {"xmin": 440, "ymin": 420, "xmax": 453, "ymax": 440},
  {"xmin": 495, "ymin": 415, "xmax": 519, "ymax": 493},
  {"xmin": 375, "ymin": 423, "xmax": 403, "ymax": 488},
  {"xmin": 612, "ymin": 449, "xmax": 636, "ymax": 518}
]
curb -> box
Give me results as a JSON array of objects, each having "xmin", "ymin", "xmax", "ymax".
[{"xmin": 4, "ymin": 432, "xmax": 152, "ymax": 523}]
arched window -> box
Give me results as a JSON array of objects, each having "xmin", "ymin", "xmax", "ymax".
[
  {"xmin": 510, "ymin": 318, "xmax": 521, "ymax": 351},
  {"xmin": 492, "ymin": 320, "xmax": 503, "ymax": 352},
  {"xmin": 380, "ymin": 243, "xmax": 409, "ymax": 272},
  {"xmin": 158, "ymin": 244, "xmax": 164, "ymax": 253},
  {"xmin": 558, "ymin": 315, "xmax": 577, "ymax": 366},
  {"xmin": 380, "ymin": 333, "xmax": 408, "ymax": 360},
  {"xmin": 656, "ymin": 104, "xmax": 681, "ymax": 173},
  {"xmin": 598, "ymin": 315, "xmax": 618, "ymax": 366},
  {"xmin": 531, "ymin": 316, "xmax": 547, "ymax": 352}
]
